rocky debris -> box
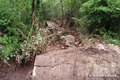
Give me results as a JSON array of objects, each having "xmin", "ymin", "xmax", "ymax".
[
  {"xmin": 32, "ymin": 21, "xmax": 120, "ymax": 80},
  {"xmin": 61, "ymin": 35, "xmax": 75, "ymax": 47},
  {"xmin": 46, "ymin": 21, "xmax": 64, "ymax": 32},
  {"xmin": 94, "ymin": 43, "xmax": 106, "ymax": 51},
  {"xmin": 46, "ymin": 21, "xmax": 65, "ymax": 39},
  {"xmin": 92, "ymin": 43, "xmax": 120, "ymax": 54},
  {"xmin": 47, "ymin": 21, "xmax": 57, "ymax": 29},
  {"xmin": 107, "ymin": 44, "xmax": 120, "ymax": 54},
  {"xmin": 79, "ymin": 39, "xmax": 94, "ymax": 50}
]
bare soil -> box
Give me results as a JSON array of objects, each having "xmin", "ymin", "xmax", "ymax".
[{"xmin": 0, "ymin": 59, "xmax": 34, "ymax": 80}]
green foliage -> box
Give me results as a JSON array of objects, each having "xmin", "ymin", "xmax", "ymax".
[
  {"xmin": 75, "ymin": 0, "xmax": 120, "ymax": 46},
  {"xmin": 38, "ymin": 0, "xmax": 82, "ymax": 20},
  {"xmin": 103, "ymin": 31, "xmax": 120, "ymax": 46},
  {"xmin": 79, "ymin": 0, "xmax": 120, "ymax": 33},
  {"xmin": 0, "ymin": 0, "xmax": 120, "ymax": 63},
  {"xmin": 16, "ymin": 29, "xmax": 46, "ymax": 64},
  {"xmin": 0, "ymin": 34, "xmax": 19, "ymax": 63},
  {"xmin": 92, "ymin": 28, "xmax": 120, "ymax": 46},
  {"xmin": 64, "ymin": 0, "xmax": 81, "ymax": 17},
  {"xmin": 0, "ymin": 0, "xmax": 32, "ymax": 63}
]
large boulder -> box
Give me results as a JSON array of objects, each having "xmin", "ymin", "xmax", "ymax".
[{"xmin": 32, "ymin": 44, "xmax": 120, "ymax": 80}]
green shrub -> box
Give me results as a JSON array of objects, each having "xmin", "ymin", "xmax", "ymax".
[
  {"xmin": 103, "ymin": 31, "xmax": 120, "ymax": 46},
  {"xmin": 0, "ymin": 0, "xmax": 32, "ymax": 63},
  {"xmin": 0, "ymin": 34, "xmax": 19, "ymax": 63},
  {"xmin": 79, "ymin": 0, "xmax": 120, "ymax": 33},
  {"xmin": 16, "ymin": 29, "xmax": 46, "ymax": 64}
]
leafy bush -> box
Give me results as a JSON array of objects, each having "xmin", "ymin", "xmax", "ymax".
[
  {"xmin": 0, "ymin": 0, "xmax": 34, "ymax": 63},
  {"xmin": 16, "ymin": 29, "xmax": 46, "ymax": 64},
  {"xmin": 0, "ymin": 34, "xmax": 19, "ymax": 62},
  {"xmin": 103, "ymin": 31, "xmax": 120, "ymax": 46},
  {"xmin": 79, "ymin": 0, "xmax": 120, "ymax": 33}
]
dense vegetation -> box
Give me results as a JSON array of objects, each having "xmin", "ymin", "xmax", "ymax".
[{"xmin": 0, "ymin": 0, "xmax": 120, "ymax": 63}]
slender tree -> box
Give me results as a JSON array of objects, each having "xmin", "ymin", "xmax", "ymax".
[
  {"xmin": 59, "ymin": 0, "xmax": 64, "ymax": 27},
  {"xmin": 32, "ymin": 0, "xmax": 35, "ymax": 27},
  {"xmin": 36, "ymin": 0, "xmax": 40, "ymax": 11},
  {"xmin": 14, "ymin": 0, "xmax": 16, "ymax": 7}
]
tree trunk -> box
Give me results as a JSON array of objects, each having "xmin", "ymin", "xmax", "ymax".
[
  {"xmin": 14, "ymin": 0, "xmax": 16, "ymax": 7},
  {"xmin": 71, "ymin": 0, "xmax": 72, "ymax": 17},
  {"xmin": 60, "ymin": 0, "xmax": 63, "ymax": 27},
  {"xmin": 36, "ymin": 0, "xmax": 40, "ymax": 11},
  {"xmin": 32, "ymin": 0, "xmax": 35, "ymax": 27}
]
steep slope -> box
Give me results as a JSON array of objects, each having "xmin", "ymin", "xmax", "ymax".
[{"xmin": 32, "ymin": 21, "xmax": 120, "ymax": 80}]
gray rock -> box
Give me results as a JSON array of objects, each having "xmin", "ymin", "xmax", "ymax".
[
  {"xmin": 61, "ymin": 35, "xmax": 75, "ymax": 47},
  {"xmin": 32, "ymin": 46, "xmax": 120, "ymax": 80}
]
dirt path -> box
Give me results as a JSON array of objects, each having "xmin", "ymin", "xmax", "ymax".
[{"xmin": 32, "ymin": 21, "xmax": 120, "ymax": 80}]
